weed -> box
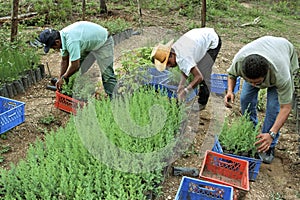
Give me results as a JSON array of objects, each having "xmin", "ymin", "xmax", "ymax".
[
  {"xmin": 38, "ymin": 114, "xmax": 56, "ymax": 125},
  {"xmin": 0, "ymin": 145, "xmax": 11, "ymax": 154},
  {"xmin": 0, "ymin": 133, "xmax": 8, "ymax": 140},
  {"xmin": 0, "ymin": 156, "xmax": 4, "ymax": 163},
  {"xmin": 0, "ymin": 145, "xmax": 11, "ymax": 163},
  {"xmin": 269, "ymin": 192, "xmax": 285, "ymax": 200}
]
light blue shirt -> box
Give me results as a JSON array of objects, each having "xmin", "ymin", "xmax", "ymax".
[{"xmin": 60, "ymin": 21, "xmax": 108, "ymax": 61}]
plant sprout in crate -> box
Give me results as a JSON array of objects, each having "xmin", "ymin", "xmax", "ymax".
[
  {"xmin": 61, "ymin": 72, "xmax": 96, "ymax": 101},
  {"xmin": 219, "ymin": 112, "xmax": 260, "ymax": 158}
]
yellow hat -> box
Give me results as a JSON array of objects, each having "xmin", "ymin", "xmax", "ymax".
[{"xmin": 150, "ymin": 39, "xmax": 174, "ymax": 71}]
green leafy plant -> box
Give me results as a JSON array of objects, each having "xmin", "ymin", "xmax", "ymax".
[
  {"xmin": 0, "ymin": 30, "xmax": 40, "ymax": 85},
  {"xmin": 0, "ymin": 145, "xmax": 11, "ymax": 163},
  {"xmin": 94, "ymin": 18, "xmax": 132, "ymax": 35},
  {"xmin": 219, "ymin": 112, "xmax": 260, "ymax": 158},
  {"xmin": 38, "ymin": 114, "xmax": 56, "ymax": 125},
  {"xmin": 61, "ymin": 73, "xmax": 95, "ymax": 101},
  {"xmin": 116, "ymin": 46, "xmax": 153, "ymax": 77}
]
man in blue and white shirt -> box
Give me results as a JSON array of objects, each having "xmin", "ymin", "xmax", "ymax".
[
  {"xmin": 151, "ymin": 28, "xmax": 222, "ymax": 111},
  {"xmin": 38, "ymin": 21, "xmax": 116, "ymax": 98}
]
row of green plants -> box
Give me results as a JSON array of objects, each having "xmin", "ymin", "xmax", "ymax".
[
  {"xmin": 0, "ymin": 37, "xmax": 40, "ymax": 86},
  {"xmin": 0, "ymin": 87, "xmax": 187, "ymax": 199}
]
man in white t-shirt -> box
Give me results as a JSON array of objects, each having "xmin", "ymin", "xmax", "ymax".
[
  {"xmin": 151, "ymin": 28, "xmax": 221, "ymax": 111},
  {"xmin": 38, "ymin": 21, "xmax": 116, "ymax": 99}
]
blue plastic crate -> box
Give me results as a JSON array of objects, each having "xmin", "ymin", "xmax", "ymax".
[
  {"xmin": 175, "ymin": 176, "xmax": 234, "ymax": 200},
  {"xmin": 0, "ymin": 96, "xmax": 25, "ymax": 134},
  {"xmin": 145, "ymin": 68, "xmax": 198, "ymax": 102},
  {"xmin": 212, "ymin": 136, "xmax": 262, "ymax": 181},
  {"xmin": 211, "ymin": 74, "xmax": 240, "ymax": 95},
  {"xmin": 147, "ymin": 67, "xmax": 170, "ymax": 84}
]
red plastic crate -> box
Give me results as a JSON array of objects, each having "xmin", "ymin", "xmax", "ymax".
[
  {"xmin": 54, "ymin": 91, "xmax": 85, "ymax": 115},
  {"xmin": 200, "ymin": 150, "xmax": 249, "ymax": 192}
]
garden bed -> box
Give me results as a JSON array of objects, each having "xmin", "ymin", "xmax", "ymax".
[{"xmin": 0, "ymin": 64, "xmax": 45, "ymax": 98}]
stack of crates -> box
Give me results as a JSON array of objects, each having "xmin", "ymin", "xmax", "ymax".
[
  {"xmin": 199, "ymin": 150, "xmax": 250, "ymax": 200},
  {"xmin": 212, "ymin": 135, "xmax": 263, "ymax": 182},
  {"xmin": 175, "ymin": 150, "xmax": 250, "ymax": 200}
]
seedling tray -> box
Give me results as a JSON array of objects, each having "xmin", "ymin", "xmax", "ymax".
[
  {"xmin": 175, "ymin": 176, "xmax": 234, "ymax": 200},
  {"xmin": 211, "ymin": 74, "xmax": 240, "ymax": 95},
  {"xmin": 200, "ymin": 150, "xmax": 249, "ymax": 192},
  {"xmin": 212, "ymin": 136, "xmax": 262, "ymax": 181},
  {"xmin": 0, "ymin": 96, "xmax": 25, "ymax": 134},
  {"xmin": 54, "ymin": 91, "xmax": 85, "ymax": 115}
]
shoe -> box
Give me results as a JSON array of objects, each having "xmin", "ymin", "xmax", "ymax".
[
  {"xmin": 259, "ymin": 147, "xmax": 275, "ymax": 164},
  {"xmin": 191, "ymin": 103, "xmax": 206, "ymax": 112},
  {"xmin": 50, "ymin": 78, "xmax": 58, "ymax": 85}
]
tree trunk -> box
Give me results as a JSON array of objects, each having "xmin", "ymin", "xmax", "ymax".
[
  {"xmin": 99, "ymin": 0, "xmax": 107, "ymax": 14},
  {"xmin": 137, "ymin": 0, "xmax": 142, "ymax": 30},
  {"xmin": 82, "ymin": 0, "xmax": 86, "ymax": 20},
  {"xmin": 11, "ymin": 0, "xmax": 19, "ymax": 42},
  {"xmin": 201, "ymin": 0, "xmax": 206, "ymax": 27}
]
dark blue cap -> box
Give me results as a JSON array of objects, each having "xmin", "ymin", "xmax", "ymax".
[{"xmin": 38, "ymin": 29, "xmax": 59, "ymax": 53}]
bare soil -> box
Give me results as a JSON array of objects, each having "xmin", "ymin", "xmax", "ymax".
[{"xmin": 1, "ymin": 12, "xmax": 300, "ymax": 200}]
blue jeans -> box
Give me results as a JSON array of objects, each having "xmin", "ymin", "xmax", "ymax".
[{"xmin": 240, "ymin": 81, "xmax": 280, "ymax": 147}]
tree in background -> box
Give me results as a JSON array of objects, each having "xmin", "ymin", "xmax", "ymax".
[{"xmin": 11, "ymin": 0, "xmax": 19, "ymax": 42}]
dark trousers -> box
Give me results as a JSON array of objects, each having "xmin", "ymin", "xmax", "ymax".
[{"xmin": 198, "ymin": 36, "xmax": 222, "ymax": 105}]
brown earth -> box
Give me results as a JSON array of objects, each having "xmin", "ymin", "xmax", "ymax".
[{"xmin": 1, "ymin": 9, "xmax": 300, "ymax": 200}]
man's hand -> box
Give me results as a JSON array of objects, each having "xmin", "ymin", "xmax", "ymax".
[
  {"xmin": 224, "ymin": 92, "xmax": 234, "ymax": 108},
  {"xmin": 177, "ymin": 85, "xmax": 184, "ymax": 93},
  {"xmin": 254, "ymin": 133, "xmax": 273, "ymax": 153},
  {"xmin": 56, "ymin": 77, "xmax": 64, "ymax": 91},
  {"xmin": 177, "ymin": 89, "xmax": 186, "ymax": 102}
]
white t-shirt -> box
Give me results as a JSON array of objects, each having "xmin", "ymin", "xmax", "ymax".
[{"xmin": 172, "ymin": 28, "xmax": 219, "ymax": 76}]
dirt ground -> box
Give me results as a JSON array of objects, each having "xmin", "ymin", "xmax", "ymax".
[{"xmin": 1, "ymin": 25, "xmax": 300, "ymax": 200}]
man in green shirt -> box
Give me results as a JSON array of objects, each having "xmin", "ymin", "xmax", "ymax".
[
  {"xmin": 38, "ymin": 21, "xmax": 117, "ymax": 98},
  {"xmin": 224, "ymin": 36, "xmax": 299, "ymax": 164}
]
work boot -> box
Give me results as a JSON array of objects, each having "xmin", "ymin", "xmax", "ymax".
[{"xmin": 259, "ymin": 147, "xmax": 275, "ymax": 164}]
